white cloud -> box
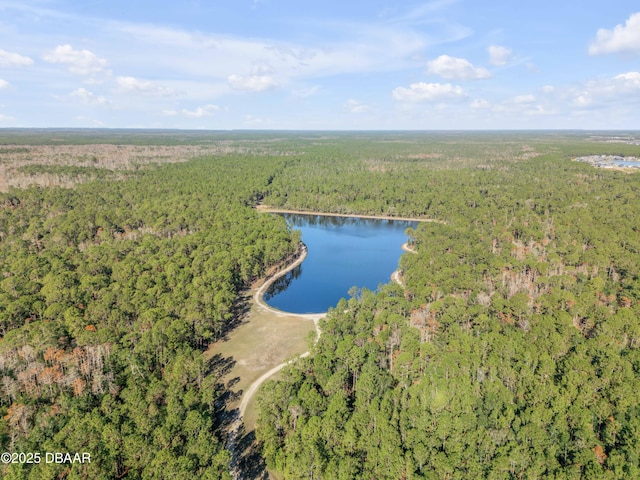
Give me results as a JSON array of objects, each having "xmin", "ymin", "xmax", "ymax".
[
  {"xmin": 536, "ymin": 71, "xmax": 640, "ymax": 113},
  {"xmin": 0, "ymin": 80, "xmax": 9, "ymax": 89},
  {"xmin": 183, "ymin": 104, "xmax": 220, "ymax": 117},
  {"xmin": 470, "ymin": 99, "xmax": 490, "ymax": 109},
  {"xmin": 573, "ymin": 94, "xmax": 592, "ymax": 107},
  {"xmin": 513, "ymin": 94, "xmax": 536, "ymax": 104},
  {"xmin": 426, "ymin": 55, "xmax": 490, "ymax": 80},
  {"xmin": 227, "ymin": 74, "xmax": 279, "ymax": 92},
  {"xmin": 487, "ymin": 45, "xmax": 512, "ymax": 66},
  {"xmin": 110, "ymin": 3, "xmax": 469, "ymax": 86},
  {"xmin": 392, "ymin": 82, "xmax": 466, "ymax": 102},
  {"xmin": 574, "ymin": 71, "xmax": 640, "ymax": 103},
  {"xmin": 69, "ymin": 88, "xmax": 110, "ymax": 106},
  {"xmin": 344, "ymin": 99, "xmax": 371, "ymax": 113},
  {"xmin": 43, "ymin": 44, "xmax": 108, "ymax": 75},
  {"xmin": 525, "ymin": 105, "xmax": 554, "ymax": 116},
  {"xmin": 614, "ymin": 71, "xmax": 640, "ymax": 87},
  {"xmin": 589, "ymin": 12, "xmax": 640, "ymax": 55},
  {"xmin": 115, "ymin": 76, "xmax": 174, "ymax": 96},
  {"xmin": 0, "ymin": 49, "xmax": 34, "ymax": 67},
  {"xmin": 250, "ymin": 63, "xmax": 275, "ymax": 75},
  {"xmin": 164, "ymin": 104, "xmax": 219, "ymax": 118}
]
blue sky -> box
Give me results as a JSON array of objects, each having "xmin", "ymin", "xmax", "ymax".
[{"xmin": 0, "ymin": 0, "xmax": 639, "ymax": 129}]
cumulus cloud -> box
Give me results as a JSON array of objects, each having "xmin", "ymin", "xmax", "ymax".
[
  {"xmin": 344, "ymin": 99, "xmax": 371, "ymax": 113},
  {"xmin": 513, "ymin": 94, "xmax": 536, "ymax": 104},
  {"xmin": 164, "ymin": 104, "xmax": 219, "ymax": 118},
  {"xmin": 614, "ymin": 71, "xmax": 640, "ymax": 87},
  {"xmin": 0, "ymin": 79, "xmax": 9, "ymax": 89},
  {"xmin": 43, "ymin": 44, "xmax": 108, "ymax": 75},
  {"xmin": 69, "ymin": 88, "xmax": 110, "ymax": 106},
  {"xmin": 227, "ymin": 73, "xmax": 279, "ymax": 92},
  {"xmin": 116, "ymin": 76, "xmax": 174, "ymax": 96},
  {"xmin": 0, "ymin": 113, "xmax": 14, "ymax": 123},
  {"xmin": 0, "ymin": 49, "xmax": 34, "ymax": 67},
  {"xmin": 426, "ymin": 55, "xmax": 490, "ymax": 80},
  {"xmin": 487, "ymin": 45, "xmax": 512, "ymax": 66},
  {"xmin": 573, "ymin": 94, "xmax": 592, "ymax": 107},
  {"xmin": 392, "ymin": 82, "xmax": 466, "ymax": 102},
  {"xmin": 589, "ymin": 12, "xmax": 640, "ymax": 55},
  {"xmin": 571, "ymin": 72, "xmax": 640, "ymax": 101},
  {"xmin": 540, "ymin": 71, "xmax": 640, "ymax": 112},
  {"xmin": 111, "ymin": 1, "xmax": 467, "ymax": 88}
]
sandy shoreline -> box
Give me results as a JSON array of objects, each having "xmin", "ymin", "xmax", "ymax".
[
  {"xmin": 230, "ymin": 236, "xmax": 412, "ymax": 478},
  {"xmin": 226, "ymin": 243, "xmax": 324, "ymax": 479},
  {"xmin": 253, "ymin": 243, "xmax": 326, "ymax": 324},
  {"xmin": 256, "ymin": 204, "xmax": 443, "ymax": 223},
  {"xmin": 238, "ymin": 242, "xmax": 324, "ymax": 420}
]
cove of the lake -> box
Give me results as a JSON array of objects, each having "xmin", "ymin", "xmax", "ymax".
[{"xmin": 264, "ymin": 213, "xmax": 417, "ymax": 314}]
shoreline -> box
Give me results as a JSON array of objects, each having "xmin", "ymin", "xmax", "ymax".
[
  {"xmin": 239, "ymin": 242, "xmax": 325, "ymax": 421},
  {"xmin": 241, "ymin": 238, "xmax": 416, "ymax": 418},
  {"xmin": 227, "ymin": 242, "xmax": 324, "ymax": 479},
  {"xmin": 253, "ymin": 242, "xmax": 326, "ymax": 324},
  {"xmin": 256, "ymin": 204, "xmax": 443, "ymax": 223},
  {"xmin": 402, "ymin": 242, "xmax": 417, "ymax": 254},
  {"xmin": 231, "ymin": 236, "xmax": 412, "ymax": 478}
]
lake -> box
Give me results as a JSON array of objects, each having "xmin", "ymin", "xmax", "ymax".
[
  {"xmin": 613, "ymin": 161, "xmax": 640, "ymax": 167},
  {"xmin": 264, "ymin": 213, "xmax": 417, "ymax": 313}
]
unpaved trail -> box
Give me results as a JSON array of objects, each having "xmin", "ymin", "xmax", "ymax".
[
  {"xmin": 227, "ymin": 238, "xmax": 414, "ymax": 479},
  {"xmin": 238, "ymin": 351, "xmax": 311, "ymax": 419},
  {"xmin": 226, "ymin": 244, "xmax": 324, "ymax": 480},
  {"xmin": 239, "ymin": 244, "xmax": 325, "ymax": 420}
]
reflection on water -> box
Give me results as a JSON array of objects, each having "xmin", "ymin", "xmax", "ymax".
[
  {"xmin": 264, "ymin": 213, "xmax": 416, "ymax": 314},
  {"xmin": 263, "ymin": 265, "xmax": 302, "ymax": 300},
  {"xmin": 285, "ymin": 214, "xmax": 416, "ymax": 236}
]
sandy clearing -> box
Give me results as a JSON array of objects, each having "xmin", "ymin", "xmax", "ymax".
[
  {"xmin": 238, "ymin": 242, "xmax": 325, "ymax": 423},
  {"xmin": 222, "ymin": 243, "xmax": 325, "ymax": 480}
]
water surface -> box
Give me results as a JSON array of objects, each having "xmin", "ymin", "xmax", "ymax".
[
  {"xmin": 264, "ymin": 214, "xmax": 416, "ymax": 313},
  {"xmin": 613, "ymin": 161, "xmax": 640, "ymax": 167}
]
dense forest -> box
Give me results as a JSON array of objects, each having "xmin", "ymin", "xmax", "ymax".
[
  {"xmin": 1, "ymin": 130, "xmax": 640, "ymax": 479},
  {"xmin": 0, "ymin": 138, "xmax": 300, "ymax": 479},
  {"xmin": 256, "ymin": 133, "xmax": 640, "ymax": 479}
]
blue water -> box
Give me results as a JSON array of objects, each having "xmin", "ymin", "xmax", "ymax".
[
  {"xmin": 614, "ymin": 161, "xmax": 640, "ymax": 167},
  {"xmin": 264, "ymin": 214, "xmax": 416, "ymax": 313}
]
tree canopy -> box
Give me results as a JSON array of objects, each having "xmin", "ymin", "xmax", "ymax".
[{"xmin": 1, "ymin": 130, "xmax": 640, "ymax": 479}]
